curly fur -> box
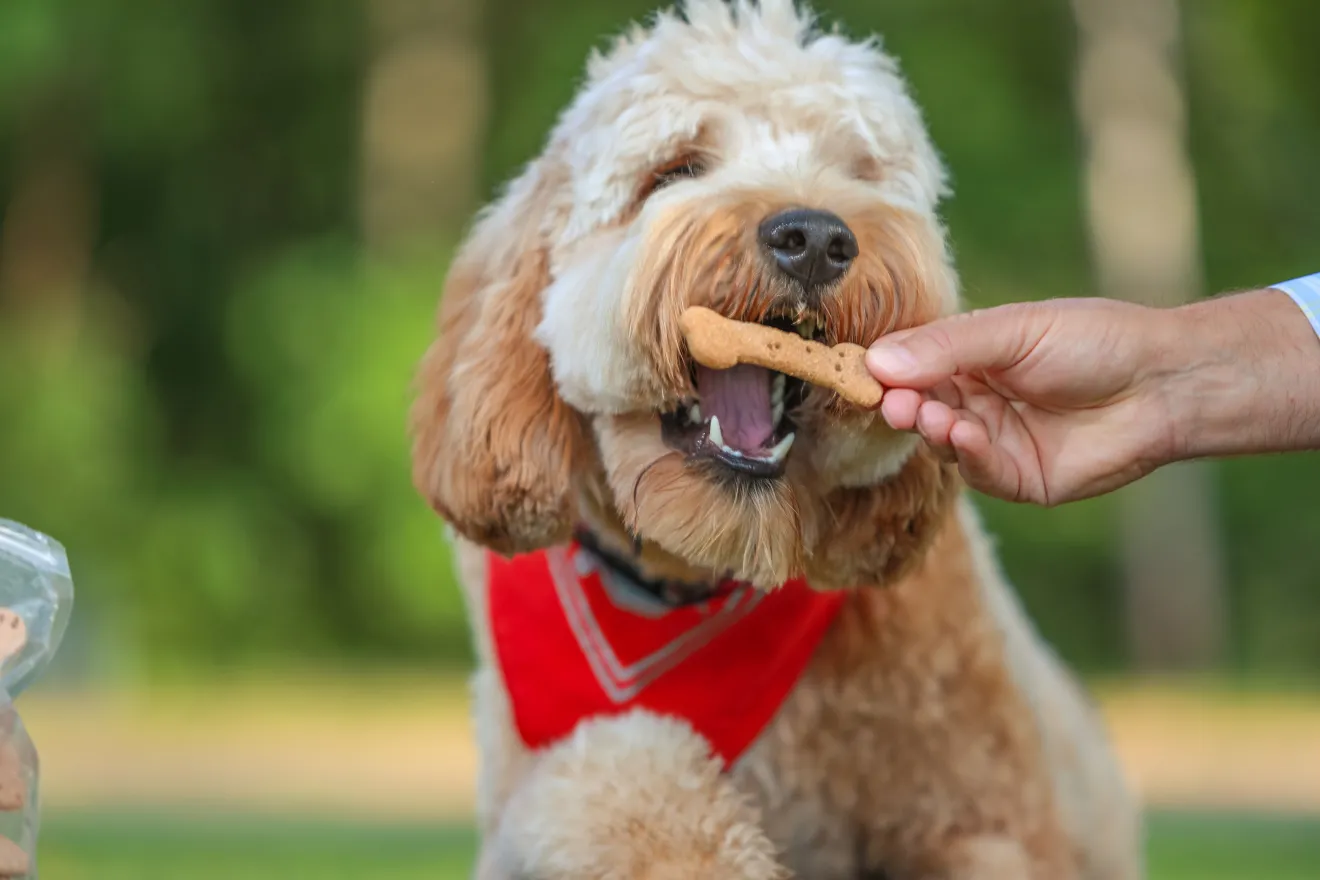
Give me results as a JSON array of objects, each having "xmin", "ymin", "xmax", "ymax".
[{"xmin": 410, "ymin": 1, "xmax": 1142, "ymax": 877}]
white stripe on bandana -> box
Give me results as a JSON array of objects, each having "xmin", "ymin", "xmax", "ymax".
[{"xmin": 1271, "ymin": 272, "xmax": 1320, "ymax": 341}]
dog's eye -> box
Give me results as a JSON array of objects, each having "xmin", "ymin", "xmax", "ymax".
[{"xmin": 643, "ymin": 156, "xmax": 706, "ymax": 198}]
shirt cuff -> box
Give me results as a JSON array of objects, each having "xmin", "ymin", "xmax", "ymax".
[{"xmin": 1270, "ymin": 273, "xmax": 1320, "ymax": 341}]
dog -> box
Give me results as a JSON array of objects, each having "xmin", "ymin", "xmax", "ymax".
[{"xmin": 410, "ymin": 1, "xmax": 1142, "ymax": 877}]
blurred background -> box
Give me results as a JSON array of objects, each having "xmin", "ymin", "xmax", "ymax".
[{"xmin": 1, "ymin": 0, "xmax": 1318, "ymax": 876}]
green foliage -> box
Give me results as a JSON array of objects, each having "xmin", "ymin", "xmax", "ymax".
[
  {"xmin": 0, "ymin": 0, "xmax": 462, "ymax": 671},
  {"xmin": 36, "ymin": 811, "xmax": 1320, "ymax": 879},
  {"xmin": 40, "ymin": 813, "xmax": 477, "ymax": 880},
  {"xmin": 223, "ymin": 243, "xmax": 465, "ymax": 659}
]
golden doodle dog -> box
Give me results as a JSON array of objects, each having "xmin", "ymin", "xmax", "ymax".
[{"xmin": 410, "ymin": 1, "xmax": 1141, "ymax": 877}]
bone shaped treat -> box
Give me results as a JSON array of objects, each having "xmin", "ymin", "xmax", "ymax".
[{"xmin": 679, "ymin": 306, "xmax": 885, "ymax": 408}]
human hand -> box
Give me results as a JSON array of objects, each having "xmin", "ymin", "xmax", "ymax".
[
  {"xmin": 867, "ymin": 290, "xmax": 1320, "ymax": 505},
  {"xmin": 865, "ymin": 298, "xmax": 1180, "ymax": 505}
]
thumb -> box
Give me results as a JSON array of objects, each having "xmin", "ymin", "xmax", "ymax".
[{"xmin": 865, "ymin": 304, "xmax": 1048, "ymax": 390}]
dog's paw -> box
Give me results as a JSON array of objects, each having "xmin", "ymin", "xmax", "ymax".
[{"xmin": 491, "ymin": 710, "xmax": 789, "ymax": 880}]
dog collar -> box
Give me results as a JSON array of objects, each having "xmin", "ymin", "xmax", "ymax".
[{"xmin": 570, "ymin": 526, "xmax": 734, "ymax": 608}]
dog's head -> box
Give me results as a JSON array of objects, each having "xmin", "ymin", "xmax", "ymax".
[{"xmin": 412, "ymin": 0, "xmax": 960, "ymax": 589}]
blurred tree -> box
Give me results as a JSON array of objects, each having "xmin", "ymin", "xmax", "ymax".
[
  {"xmin": 1, "ymin": 0, "xmax": 468, "ymax": 671},
  {"xmin": 1071, "ymin": 0, "xmax": 1227, "ymax": 670},
  {"xmin": 1181, "ymin": 0, "xmax": 1320, "ymax": 677},
  {"xmin": 362, "ymin": 0, "xmax": 488, "ymax": 254},
  {"xmin": 481, "ymin": 0, "xmax": 657, "ymax": 196},
  {"xmin": 0, "ymin": 0, "xmax": 139, "ymax": 684}
]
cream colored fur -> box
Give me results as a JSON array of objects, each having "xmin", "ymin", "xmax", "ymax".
[
  {"xmin": 451, "ymin": 500, "xmax": 1142, "ymax": 879},
  {"xmin": 412, "ymin": 1, "xmax": 1142, "ymax": 877}
]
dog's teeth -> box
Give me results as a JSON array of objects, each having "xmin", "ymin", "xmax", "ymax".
[
  {"xmin": 720, "ymin": 444, "xmax": 743, "ymax": 458},
  {"xmin": 766, "ymin": 432, "xmax": 796, "ymax": 465},
  {"xmin": 796, "ymin": 318, "xmax": 816, "ymax": 339},
  {"xmin": 708, "ymin": 415, "xmax": 724, "ymax": 448},
  {"xmin": 689, "ymin": 404, "xmax": 701, "ymax": 424},
  {"xmin": 772, "ymin": 400, "xmax": 784, "ymax": 426},
  {"xmin": 771, "ymin": 374, "xmax": 785, "ymax": 405}
]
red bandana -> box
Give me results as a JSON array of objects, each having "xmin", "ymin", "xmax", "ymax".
[{"xmin": 487, "ymin": 542, "xmax": 846, "ymax": 767}]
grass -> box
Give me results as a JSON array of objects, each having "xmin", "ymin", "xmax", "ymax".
[
  {"xmin": 33, "ymin": 810, "xmax": 1320, "ymax": 879},
  {"xmin": 38, "ymin": 813, "xmax": 477, "ymax": 880},
  {"xmin": 1146, "ymin": 812, "xmax": 1320, "ymax": 880}
]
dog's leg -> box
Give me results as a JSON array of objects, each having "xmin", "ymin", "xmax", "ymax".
[{"xmin": 486, "ymin": 710, "xmax": 789, "ymax": 880}]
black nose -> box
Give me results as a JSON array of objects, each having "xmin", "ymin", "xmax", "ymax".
[{"xmin": 758, "ymin": 208, "xmax": 858, "ymax": 293}]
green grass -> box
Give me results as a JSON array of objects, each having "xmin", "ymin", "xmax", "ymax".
[
  {"xmin": 39, "ymin": 814, "xmax": 477, "ymax": 880},
  {"xmin": 34, "ymin": 810, "xmax": 1320, "ymax": 879},
  {"xmin": 1145, "ymin": 812, "xmax": 1320, "ymax": 880}
]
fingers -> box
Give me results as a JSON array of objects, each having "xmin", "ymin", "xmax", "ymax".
[
  {"xmin": 915, "ymin": 399, "xmax": 959, "ymax": 447},
  {"xmin": 879, "ymin": 388, "xmax": 923, "ymax": 431},
  {"xmin": 891, "ymin": 399, "xmax": 1028, "ymax": 502},
  {"xmin": 865, "ymin": 303, "xmax": 1051, "ymax": 390},
  {"xmin": 947, "ymin": 420, "xmax": 1022, "ymax": 501},
  {"xmin": 878, "ymin": 388, "xmax": 959, "ymax": 451}
]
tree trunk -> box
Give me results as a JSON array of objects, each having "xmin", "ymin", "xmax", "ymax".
[
  {"xmin": 1070, "ymin": 0, "xmax": 1227, "ymax": 670},
  {"xmin": 360, "ymin": 0, "xmax": 487, "ymax": 255},
  {"xmin": 0, "ymin": 89, "xmax": 95, "ymax": 347}
]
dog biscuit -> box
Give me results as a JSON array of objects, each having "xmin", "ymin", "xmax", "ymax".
[{"xmin": 679, "ymin": 306, "xmax": 884, "ymax": 408}]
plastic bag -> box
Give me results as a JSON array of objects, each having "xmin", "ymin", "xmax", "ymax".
[{"xmin": 0, "ymin": 520, "xmax": 76, "ymax": 879}]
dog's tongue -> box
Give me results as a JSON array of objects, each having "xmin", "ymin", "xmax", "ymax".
[{"xmin": 697, "ymin": 364, "xmax": 775, "ymax": 452}]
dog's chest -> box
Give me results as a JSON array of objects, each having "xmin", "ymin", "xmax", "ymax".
[
  {"xmin": 731, "ymin": 660, "xmax": 875, "ymax": 879},
  {"xmin": 729, "ymin": 591, "xmax": 940, "ymax": 880},
  {"xmin": 485, "ymin": 543, "xmax": 845, "ymax": 767}
]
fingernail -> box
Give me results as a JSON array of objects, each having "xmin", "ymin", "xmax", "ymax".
[{"xmin": 866, "ymin": 344, "xmax": 918, "ymax": 378}]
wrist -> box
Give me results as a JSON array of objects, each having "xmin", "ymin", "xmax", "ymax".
[{"xmin": 1154, "ymin": 288, "xmax": 1320, "ymax": 462}]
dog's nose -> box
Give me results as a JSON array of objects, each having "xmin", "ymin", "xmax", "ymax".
[{"xmin": 758, "ymin": 208, "xmax": 858, "ymax": 294}]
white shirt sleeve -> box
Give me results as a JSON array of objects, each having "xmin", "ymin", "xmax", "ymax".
[{"xmin": 1270, "ymin": 272, "xmax": 1320, "ymax": 341}]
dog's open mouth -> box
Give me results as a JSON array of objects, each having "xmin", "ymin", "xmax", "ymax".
[{"xmin": 661, "ymin": 314, "xmax": 820, "ymax": 478}]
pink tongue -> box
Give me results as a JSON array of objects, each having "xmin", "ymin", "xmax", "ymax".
[{"xmin": 697, "ymin": 364, "xmax": 775, "ymax": 452}]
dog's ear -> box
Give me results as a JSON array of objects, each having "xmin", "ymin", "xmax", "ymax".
[{"xmin": 410, "ymin": 161, "xmax": 586, "ymax": 555}]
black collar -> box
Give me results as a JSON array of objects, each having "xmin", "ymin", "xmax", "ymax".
[{"xmin": 572, "ymin": 527, "xmax": 728, "ymax": 608}]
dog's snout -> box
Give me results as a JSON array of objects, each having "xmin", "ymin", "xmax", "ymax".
[{"xmin": 758, "ymin": 208, "xmax": 858, "ymax": 294}]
